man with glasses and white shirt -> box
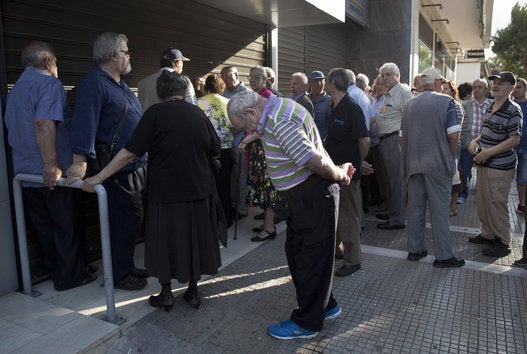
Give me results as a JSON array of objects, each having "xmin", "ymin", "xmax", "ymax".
[{"xmin": 66, "ymin": 32, "xmax": 148, "ymax": 291}]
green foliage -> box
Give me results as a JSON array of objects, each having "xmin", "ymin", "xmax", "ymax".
[{"xmin": 491, "ymin": 3, "xmax": 527, "ymax": 76}]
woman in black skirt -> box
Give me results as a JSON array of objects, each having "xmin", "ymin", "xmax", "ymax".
[{"xmin": 82, "ymin": 70, "xmax": 222, "ymax": 311}]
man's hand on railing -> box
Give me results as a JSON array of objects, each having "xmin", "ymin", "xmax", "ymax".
[
  {"xmin": 64, "ymin": 162, "xmax": 87, "ymax": 185},
  {"xmin": 42, "ymin": 162, "xmax": 62, "ymax": 190}
]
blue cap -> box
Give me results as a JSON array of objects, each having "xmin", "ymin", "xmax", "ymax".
[{"xmin": 309, "ymin": 70, "xmax": 325, "ymax": 80}]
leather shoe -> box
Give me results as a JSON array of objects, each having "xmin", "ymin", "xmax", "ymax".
[
  {"xmin": 131, "ymin": 267, "xmax": 149, "ymax": 278},
  {"xmin": 335, "ymin": 264, "xmax": 361, "ymax": 277},
  {"xmin": 114, "ymin": 274, "xmax": 147, "ymax": 290},
  {"xmin": 376, "ymin": 213, "xmax": 390, "ymax": 220},
  {"xmin": 482, "ymin": 241, "xmax": 511, "ymax": 257},
  {"xmin": 251, "ymin": 229, "xmax": 277, "ymax": 242},
  {"xmin": 377, "ymin": 221, "xmax": 405, "ymax": 230},
  {"xmin": 468, "ymin": 234, "xmax": 495, "ymax": 245},
  {"xmin": 407, "ymin": 250, "xmax": 428, "ymax": 261},
  {"xmin": 432, "ymin": 257, "xmax": 465, "ymax": 268}
]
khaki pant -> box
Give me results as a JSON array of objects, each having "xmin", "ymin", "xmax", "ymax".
[
  {"xmin": 336, "ymin": 180, "xmax": 362, "ymax": 266},
  {"xmin": 476, "ymin": 166, "xmax": 515, "ymax": 245}
]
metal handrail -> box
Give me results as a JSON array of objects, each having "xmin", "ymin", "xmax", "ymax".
[{"xmin": 12, "ymin": 174, "xmax": 118, "ymax": 324}]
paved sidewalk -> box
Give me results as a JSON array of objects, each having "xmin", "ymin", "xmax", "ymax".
[
  {"xmin": 1, "ymin": 182, "xmax": 526, "ymax": 353},
  {"xmin": 107, "ymin": 231, "xmax": 527, "ymax": 353}
]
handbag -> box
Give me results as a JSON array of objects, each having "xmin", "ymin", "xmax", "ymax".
[{"xmin": 86, "ymin": 88, "xmax": 129, "ymax": 176}]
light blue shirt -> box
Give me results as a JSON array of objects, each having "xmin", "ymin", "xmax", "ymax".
[
  {"xmin": 347, "ymin": 84, "xmax": 372, "ymax": 130},
  {"xmin": 222, "ymin": 83, "xmax": 249, "ymax": 145}
]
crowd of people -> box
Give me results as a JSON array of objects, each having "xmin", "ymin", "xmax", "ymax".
[{"xmin": 4, "ymin": 32, "xmax": 527, "ymax": 341}]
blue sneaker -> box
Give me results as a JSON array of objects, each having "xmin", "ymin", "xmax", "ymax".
[
  {"xmin": 325, "ymin": 305, "xmax": 341, "ymax": 320},
  {"xmin": 267, "ymin": 319, "xmax": 318, "ymax": 340}
]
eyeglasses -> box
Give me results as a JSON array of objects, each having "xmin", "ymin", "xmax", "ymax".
[{"xmin": 119, "ymin": 50, "xmax": 131, "ymax": 56}]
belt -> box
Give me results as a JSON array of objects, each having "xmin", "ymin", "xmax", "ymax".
[
  {"xmin": 378, "ymin": 131, "xmax": 399, "ymax": 140},
  {"xmin": 278, "ymin": 174, "xmax": 322, "ymax": 200}
]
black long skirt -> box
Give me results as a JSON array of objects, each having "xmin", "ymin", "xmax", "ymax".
[{"xmin": 144, "ymin": 196, "xmax": 222, "ymax": 284}]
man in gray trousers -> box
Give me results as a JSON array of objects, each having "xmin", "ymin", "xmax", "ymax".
[{"xmin": 401, "ymin": 67, "xmax": 465, "ymax": 268}]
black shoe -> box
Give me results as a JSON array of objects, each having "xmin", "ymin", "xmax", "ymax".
[
  {"xmin": 335, "ymin": 253, "xmax": 344, "ymax": 260},
  {"xmin": 254, "ymin": 212, "xmax": 264, "ymax": 220},
  {"xmin": 335, "ymin": 264, "xmax": 361, "ymax": 277},
  {"xmin": 432, "ymin": 257, "xmax": 465, "ymax": 268},
  {"xmin": 377, "ymin": 221, "xmax": 405, "ymax": 230},
  {"xmin": 183, "ymin": 290, "xmax": 201, "ymax": 309},
  {"xmin": 482, "ymin": 241, "xmax": 511, "ymax": 257},
  {"xmin": 86, "ymin": 264, "xmax": 98, "ymax": 274},
  {"xmin": 235, "ymin": 212, "xmax": 248, "ymax": 220},
  {"xmin": 131, "ymin": 267, "xmax": 149, "ymax": 278},
  {"xmin": 468, "ymin": 234, "xmax": 495, "ymax": 245},
  {"xmin": 407, "ymin": 250, "xmax": 428, "ymax": 261},
  {"xmin": 251, "ymin": 229, "xmax": 277, "ymax": 242},
  {"xmin": 114, "ymin": 274, "xmax": 147, "ymax": 290},
  {"xmin": 55, "ymin": 273, "xmax": 97, "ymax": 291},
  {"xmin": 148, "ymin": 292, "xmax": 175, "ymax": 312},
  {"xmin": 512, "ymin": 258, "xmax": 527, "ymax": 269},
  {"xmin": 376, "ymin": 213, "xmax": 390, "ymax": 220}
]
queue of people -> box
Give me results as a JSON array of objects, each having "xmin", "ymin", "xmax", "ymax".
[{"xmin": 4, "ymin": 33, "xmax": 527, "ymax": 342}]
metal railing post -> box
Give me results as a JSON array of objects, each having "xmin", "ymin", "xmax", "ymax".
[{"xmin": 12, "ymin": 174, "xmax": 118, "ymax": 324}]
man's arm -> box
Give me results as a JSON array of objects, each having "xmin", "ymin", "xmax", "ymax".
[
  {"xmin": 304, "ymin": 150, "xmax": 352, "ymax": 185},
  {"xmin": 474, "ymin": 135, "xmax": 520, "ymax": 165},
  {"xmin": 447, "ymin": 131, "xmax": 460, "ymax": 159},
  {"xmin": 358, "ymin": 136, "xmax": 370, "ymax": 161},
  {"xmin": 34, "ymin": 119, "xmax": 62, "ymax": 190}
]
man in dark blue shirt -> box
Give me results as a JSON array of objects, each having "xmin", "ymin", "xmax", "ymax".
[
  {"xmin": 324, "ymin": 68, "xmax": 370, "ymax": 277},
  {"xmin": 66, "ymin": 32, "xmax": 148, "ymax": 290}
]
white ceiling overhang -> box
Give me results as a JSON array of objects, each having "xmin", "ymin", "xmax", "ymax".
[
  {"xmin": 193, "ymin": 0, "xmax": 346, "ymax": 28},
  {"xmin": 421, "ymin": 0, "xmax": 494, "ymax": 50}
]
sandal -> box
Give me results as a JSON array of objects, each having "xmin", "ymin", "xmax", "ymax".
[
  {"xmin": 252, "ymin": 225, "xmax": 264, "ymax": 233},
  {"xmin": 251, "ymin": 229, "xmax": 277, "ymax": 242}
]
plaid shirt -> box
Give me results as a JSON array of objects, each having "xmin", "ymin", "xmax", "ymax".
[{"xmin": 470, "ymin": 98, "xmax": 492, "ymax": 139}]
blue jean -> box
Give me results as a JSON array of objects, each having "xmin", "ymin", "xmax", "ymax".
[{"xmin": 459, "ymin": 148, "xmax": 474, "ymax": 198}]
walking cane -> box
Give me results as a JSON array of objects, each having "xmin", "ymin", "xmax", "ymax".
[{"xmin": 233, "ymin": 151, "xmax": 242, "ymax": 240}]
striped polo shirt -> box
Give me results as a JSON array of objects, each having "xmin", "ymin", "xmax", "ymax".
[
  {"xmin": 480, "ymin": 99, "xmax": 522, "ymax": 170},
  {"xmin": 258, "ymin": 95, "xmax": 322, "ymax": 191}
]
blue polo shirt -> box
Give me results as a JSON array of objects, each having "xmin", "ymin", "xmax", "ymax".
[
  {"xmin": 222, "ymin": 83, "xmax": 249, "ymax": 145},
  {"xmin": 5, "ymin": 66, "xmax": 73, "ymax": 186},
  {"xmin": 71, "ymin": 65, "xmax": 147, "ymax": 171},
  {"xmin": 308, "ymin": 91, "xmax": 331, "ymax": 139}
]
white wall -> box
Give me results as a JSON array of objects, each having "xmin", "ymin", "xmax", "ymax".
[{"xmin": 456, "ymin": 62, "xmax": 482, "ymax": 86}]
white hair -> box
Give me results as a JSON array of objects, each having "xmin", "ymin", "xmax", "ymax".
[{"xmin": 227, "ymin": 91, "xmax": 262, "ymax": 120}]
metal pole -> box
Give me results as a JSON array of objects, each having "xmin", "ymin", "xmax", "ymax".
[
  {"xmin": 11, "ymin": 174, "xmax": 118, "ymax": 323},
  {"xmin": 233, "ymin": 152, "xmax": 242, "ymax": 240}
]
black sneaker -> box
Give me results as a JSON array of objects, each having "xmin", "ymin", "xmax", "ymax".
[
  {"xmin": 468, "ymin": 234, "xmax": 494, "ymax": 245},
  {"xmin": 407, "ymin": 250, "xmax": 428, "ymax": 261},
  {"xmin": 433, "ymin": 257, "xmax": 465, "ymax": 268},
  {"xmin": 482, "ymin": 241, "xmax": 511, "ymax": 257},
  {"xmin": 114, "ymin": 274, "xmax": 147, "ymax": 290},
  {"xmin": 131, "ymin": 267, "xmax": 149, "ymax": 278}
]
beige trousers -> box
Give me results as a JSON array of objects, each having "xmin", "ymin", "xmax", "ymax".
[{"xmin": 475, "ymin": 166, "xmax": 515, "ymax": 245}]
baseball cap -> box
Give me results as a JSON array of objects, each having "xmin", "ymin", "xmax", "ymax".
[
  {"xmin": 419, "ymin": 67, "xmax": 443, "ymax": 83},
  {"xmin": 488, "ymin": 71, "xmax": 516, "ymax": 86},
  {"xmin": 161, "ymin": 47, "xmax": 190, "ymax": 61},
  {"xmin": 309, "ymin": 70, "xmax": 325, "ymax": 80}
]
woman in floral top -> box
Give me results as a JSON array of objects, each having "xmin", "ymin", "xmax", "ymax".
[{"xmin": 199, "ymin": 74, "xmax": 234, "ymax": 226}]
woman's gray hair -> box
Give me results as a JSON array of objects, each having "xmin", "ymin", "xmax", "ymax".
[
  {"xmin": 379, "ymin": 62, "xmax": 400, "ymax": 78},
  {"xmin": 21, "ymin": 41, "xmax": 55, "ymax": 68},
  {"xmin": 227, "ymin": 91, "xmax": 262, "ymax": 120},
  {"xmin": 93, "ymin": 32, "xmax": 128, "ymax": 64}
]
